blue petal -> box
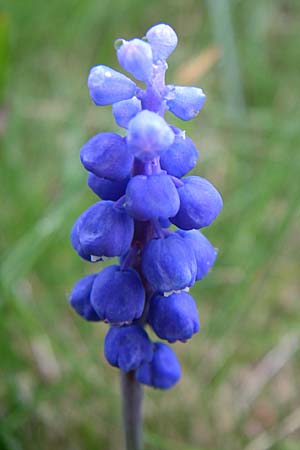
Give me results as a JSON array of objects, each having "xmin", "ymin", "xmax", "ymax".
[
  {"xmin": 166, "ymin": 85, "xmax": 206, "ymax": 120},
  {"xmin": 146, "ymin": 23, "xmax": 178, "ymax": 61},
  {"xmin": 135, "ymin": 343, "xmax": 181, "ymax": 389},
  {"xmin": 69, "ymin": 274, "xmax": 100, "ymax": 321},
  {"xmin": 87, "ymin": 173, "xmax": 129, "ymax": 201},
  {"xmin": 125, "ymin": 173, "xmax": 180, "ymax": 221},
  {"xmin": 148, "ymin": 292, "xmax": 199, "ymax": 342},
  {"xmin": 91, "ymin": 265, "xmax": 145, "ymax": 324},
  {"xmin": 160, "ymin": 134, "xmax": 199, "ymax": 177},
  {"xmin": 80, "ymin": 132, "xmax": 133, "ymax": 181},
  {"xmin": 104, "ymin": 325, "xmax": 153, "ymax": 372},
  {"xmin": 113, "ymin": 97, "xmax": 142, "ymax": 129},
  {"xmin": 127, "ymin": 110, "xmax": 174, "ymax": 161},
  {"xmin": 171, "ymin": 176, "xmax": 223, "ymax": 229},
  {"xmin": 116, "ymin": 38, "xmax": 153, "ymax": 83},
  {"xmin": 88, "ymin": 65, "xmax": 136, "ymax": 105}
]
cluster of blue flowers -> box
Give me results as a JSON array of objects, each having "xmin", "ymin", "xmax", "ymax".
[{"xmin": 70, "ymin": 24, "xmax": 222, "ymax": 389}]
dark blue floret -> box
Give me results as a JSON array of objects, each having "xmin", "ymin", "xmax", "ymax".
[
  {"xmin": 70, "ymin": 213, "xmax": 92, "ymax": 262},
  {"xmin": 88, "ymin": 65, "xmax": 136, "ymax": 105},
  {"xmin": 148, "ymin": 292, "xmax": 199, "ymax": 342},
  {"xmin": 72, "ymin": 201, "xmax": 134, "ymax": 261},
  {"xmin": 141, "ymin": 233, "xmax": 197, "ymax": 293},
  {"xmin": 80, "ymin": 132, "xmax": 133, "ymax": 181},
  {"xmin": 91, "ymin": 265, "xmax": 145, "ymax": 324},
  {"xmin": 104, "ymin": 325, "xmax": 153, "ymax": 372},
  {"xmin": 112, "ymin": 97, "xmax": 142, "ymax": 129},
  {"xmin": 87, "ymin": 173, "xmax": 129, "ymax": 201},
  {"xmin": 116, "ymin": 38, "xmax": 153, "ymax": 83},
  {"xmin": 127, "ymin": 110, "xmax": 174, "ymax": 161},
  {"xmin": 125, "ymin": 173, "xmax": 180, "ymax": 221},
  {"xmin": 171, "ymin": 176, "xmax": 223, "ymax": 230},
  {"xmin": 177, "ymin": 230, "xmax": 217, "ymax": 280},
  {"xmin": 160, "ymin": 134, "xmax": 199, "ymax": 178},
  {"xmin": 69, "ymin": 274, "xmax": 100, "ymax": 321},
  {"xmin": 135, "ymin": 343, "xmax": 181, "ymax": 389}
]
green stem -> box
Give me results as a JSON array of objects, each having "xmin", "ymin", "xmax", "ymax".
[{"xmin": 120, "ymin": 371, "xmax": 143, "ymax": 450}]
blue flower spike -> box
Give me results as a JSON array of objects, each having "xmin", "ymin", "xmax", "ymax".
[{"xmin": 69, "ymin": 23, "xmax": 222, "ymax": 391}]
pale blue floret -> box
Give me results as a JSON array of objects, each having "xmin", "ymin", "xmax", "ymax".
[
  {"xmin": 91, "ymin": 265, "xmax": 145, "ymax": 324},
  {"xmin": 112, "ymin": 97, "xmax": 142, "ymax": 129},
  {"xmin": 166, "ymin": 85, "xmax": 206, "ymax": 120},
  {"xmin": 146, "ymin": 23, "xmax": 178, "ymax": 61},
  {"xmin": 127, "ymin": 110, "xmax": 174, "ymax": 161},
  {"xmin": 116, "ymin": 38, "xmax": 153, "ymax": 83},
  {"xmin": 104, "ymin": 325, "xmax": 153, "ymax": 372},
  {"xmin": 88, "ymin": 65, "xmax": 137, "ymax": 105},
  {"xmin": 135, "ymin": 342, "xmax": 181, "ymax": 389}
]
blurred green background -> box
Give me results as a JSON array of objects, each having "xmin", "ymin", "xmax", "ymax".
[{"xmin": 1, "ymin": 0, "xmax": 299, "ymax": 449}]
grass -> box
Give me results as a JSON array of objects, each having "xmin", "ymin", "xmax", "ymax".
[{"xmin": 1, "ymin": 0, "xmax": 300, "ymax": 449}]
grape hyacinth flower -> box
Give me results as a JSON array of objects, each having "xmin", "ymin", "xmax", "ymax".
[{"xmin": 69, "ymin": 23, "xmax": 222, "ymax": 450}]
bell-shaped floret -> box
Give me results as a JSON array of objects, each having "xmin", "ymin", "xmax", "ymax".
[
  {"xmin": 171, "ymin": 176, "xmax": 223, "ymax": 230},
  {"xmin": 148, "ymin": 292, "xmax": 199, "ymax": 342},
  {"xmin": 127, "ymin": 110, "xmax": 174, "ymax": 161},
  {"xmin": 141, "ymin": 233, "xmax": 197, "ymax": 293},
  {"xmin": 116, "ymin": 38, "xmax": 153, "ymax": 83},
  {"xmin": 135, "ymin": 343, "xmax": 181, "ymax": 389},
  {"xmin": 91, "ymin": 265, "xmax": 145, "ymax": 324},
  {"xmin": 146, "ymin": 23, "xmax": 178, "ymax": 62},
  {"xmin": 70, "ymin": 214, "xmax": 92, "ymax": 262},
  {"xmin": 71, "ymin": 201, "xmax": 134, "ymax": 261},
  {"xmin": 104, "ymin": 325, "xmax": 153, "ymax": 372},
  {"xmin": 112, "ymin": 97, "xmax": 142, "ymax": 129},
  {"xmin": 125, "ymin": 173, "xmax": 180, "ymax": 221},
  {"xmin": 177, "ymin": 230, "xmax": 217, "ymax": 280},
  {"xmin": 80, "ymin": 132, "xmax": 133, "ymax": 182},
  {"xmin": 88, "ymin": 65, "xmax": 136, "ymax": 106},
  {"xmin": 69, "ymin": 274, "xmax": 100, "ymax": 321},
  {"xmin": 160, "ymin": 134, "xmax": 199, "ymax": 178},
  {"xmin": 166, "ymin": 85, "xmax": 206, "ymax": 120},
  {"xmin": 87, "ymin": 173, "xmax": 129, "ymax": 201}
]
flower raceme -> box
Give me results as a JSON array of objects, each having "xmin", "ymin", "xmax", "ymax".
[{"xmin": 69, "ymin": 23, "xmax": 223, "ymax": 389}]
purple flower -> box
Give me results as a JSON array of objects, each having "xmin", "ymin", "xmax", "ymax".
[{"xmin": 69, "ymin": 23, "xmax": 222, "ymax": 390}]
